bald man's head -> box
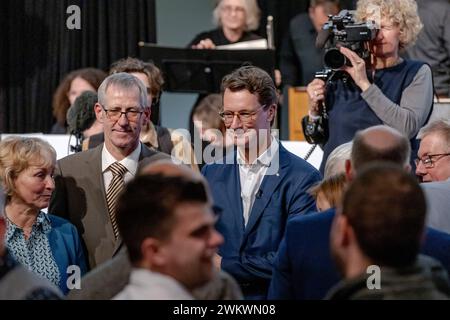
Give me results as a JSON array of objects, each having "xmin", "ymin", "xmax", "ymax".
[
  {"xmin": 351, "ymin": 126, "xmax": 411, "ymax": 172},
  {"xmin": 139, "ymin": 160, "xmax": 201, "ymax": 180}
]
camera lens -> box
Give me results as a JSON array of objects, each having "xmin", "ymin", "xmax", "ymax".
[{"xmin": 324, "ymin": 48, "xmax": 346, "ymax": 70}]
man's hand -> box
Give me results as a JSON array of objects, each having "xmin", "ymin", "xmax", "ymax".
[{"xmin": 306, "ymin": 78, "xmax": 326, "ymax": 116}]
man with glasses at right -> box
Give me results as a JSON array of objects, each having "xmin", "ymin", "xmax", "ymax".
[
  {"xmin": 49, "ymin": 73, "xmax": 168, "ymax": 269},
  {"xmin": 416, "ymin": 120, "xmax": 450, "ymax": 234},
  {"xmin": 201, "ymin": 66, "xmax": 321, "ymax": 299}
]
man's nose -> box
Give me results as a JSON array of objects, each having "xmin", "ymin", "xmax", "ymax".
[
  {"xmin": 415, "ymin": 161, "xmax": 426, "ymax": 176},
  {"xmin": 229, "ymin": 114, "xmax": 242, "ymax": 129},
  {"xmin": 117, "ymin": 112, "xmax": 130, "ymax": 125}
]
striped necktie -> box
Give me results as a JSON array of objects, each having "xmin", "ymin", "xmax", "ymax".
[{"xmin": 106, "ymin": 162, "xmax": 127, "ymax": 239}]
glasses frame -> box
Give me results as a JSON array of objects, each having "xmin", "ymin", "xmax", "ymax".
[
  {"xmin": 415, "ymin": 153, "xmax": 450, "ymax": 168},
  {"xmin": 101, "ymin": 105, "xmax": 144, "ymax": 122},
  {"xmin": 219, "ymin": 104, "xmax": 268, "ymax": 125}
]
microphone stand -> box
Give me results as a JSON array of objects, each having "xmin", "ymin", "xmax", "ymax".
[{"xmin": 69, "ymin": 131, "xmax": 83, "ymax": 153}]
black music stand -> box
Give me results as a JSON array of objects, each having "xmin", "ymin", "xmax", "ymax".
[{"xmin": 138, "ymin": 43, "xmax": 276, "ymax": 94}]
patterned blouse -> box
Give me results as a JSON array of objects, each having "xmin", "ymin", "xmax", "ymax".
[{"xmin": 6, "ymin": 211, "xmax": 61, "ymax": 288}]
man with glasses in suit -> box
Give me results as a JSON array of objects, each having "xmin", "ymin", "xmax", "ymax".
[{"xmin": 49, "ymin": 73, "xmax": 168, "ymax": 269}]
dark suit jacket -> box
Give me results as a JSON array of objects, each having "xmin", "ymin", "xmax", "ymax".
[
  {"xmin": 280, "ymin": 13, "xmax": 324, "ymax": 87},
  {"xmin": 268, "ymin": 208, "xmax": 450, "ymax": 300},
  {"xmin": 48, "ymin": 143, "xmax": 168, "ymax": 269},
  {"xmin": 202, "ymin": 144, "xmax": 321, "ymax": 299}
]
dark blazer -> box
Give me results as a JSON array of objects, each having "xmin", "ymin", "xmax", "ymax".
[
  {"xmin": 48, "ymin": 143, "xmax": 168, "ymax": 269},
  {"xmin": 279, "ymin": 13, "xmax": 324, "ymax": 87},
  {"xmin": 202, "ymin": 144, "xmax": 321, "ymax": 299},
  {"xmin": 268, "ymin": 208, "xmax": 450, "ymax": 300}
]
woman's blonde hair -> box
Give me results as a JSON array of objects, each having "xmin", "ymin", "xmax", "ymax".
[
  {"xmin": 355, "ymin": 0, "xmax": 422, "ymax": 49},
  {"xmin": 213, "ymin": 0, "xmax": 261, "ymax": 31},
  {"xmin": 0, "ymin": 137, "xmax": 56, "ymax": 197},
  {"xmin": 308, "ymin": 173, "xmax": 347, "ymax": 210}
]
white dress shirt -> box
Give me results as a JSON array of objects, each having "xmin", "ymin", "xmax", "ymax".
[
  {"xmin": 113, "ymin": 268, "xmax": 194, "ymax": 300},
  {"xmin": 101, "ymin": 143, "xmax": 141, "ymax": 191},
  {"xmin": 237, "ymin": 138, "xmax": 279, "ymax": 226}
]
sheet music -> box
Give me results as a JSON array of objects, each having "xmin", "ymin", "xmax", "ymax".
[{"xmin": 216, "ymin": 39, "xmax": 268, "ymax": 50}]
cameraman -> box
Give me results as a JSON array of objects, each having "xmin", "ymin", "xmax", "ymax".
[{"xmin": 306, "ymin": 0, "xmax": 433, "ymax": 173}]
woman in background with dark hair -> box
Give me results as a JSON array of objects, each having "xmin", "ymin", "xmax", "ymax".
[{"xmin": 51, "ymin": 68, "xmax": 106, "ymax": 134}]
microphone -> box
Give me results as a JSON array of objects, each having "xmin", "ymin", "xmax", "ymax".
[
  {"xmin": 315, "ymin": 28, "xmax": 331, "ymax": 49},
  {"xmin": 67, "ymin": 91, "xmax": 98, "ymax": 135},
  {"xmin": 256, "ymin": 189, "xmax": 263, "ymax": 199}
]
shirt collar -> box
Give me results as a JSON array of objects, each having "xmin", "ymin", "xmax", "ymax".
[
  {"xmin": 237, "ymin": 137, "xmax": 279, "ymax": 167},
  {"xmin": 102, "ymin": 142, "xmax": 142, "ymax": 176},
  {"xmin": 5, "ymin": 211, "xmax": 51, "ymax": 242}
]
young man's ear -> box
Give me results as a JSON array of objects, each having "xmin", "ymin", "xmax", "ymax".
[{"xmin": 140, "ymin": 237, "xmax": 166, "ymax": 268}]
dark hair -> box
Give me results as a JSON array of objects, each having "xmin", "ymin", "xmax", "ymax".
[
  {"xmin": 52, "ymin": 68, "xmax": 107, "ymax": 127},
  {"xmin": 351, "ymin": 127, "xmax": 410, "ymax": 170},
  {"xmin": 116, "ymin": 175, "xmax": 208, "ymax": 264},
  {"xmin": 342, "ymin": 162, "xmax": 426, "ymax": 267},
  {"xmin": 221, "ymin": 66, "xmax": 278, "ymax": 107},
  {"xmin": 109, "ymin": 57, "xmax": 164, "ymax": 105}
]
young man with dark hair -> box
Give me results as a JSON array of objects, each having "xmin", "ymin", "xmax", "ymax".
[
  {"xmin": 328, "ymin": 163, "xmax": 450, "ymax": 299},
  {"xmin": 113, "ymin": 175, "xmax": 223, "ymax": 299},
  {"xmin": 268, "ymin": 125, "xmax": 450, "ymax": 300}
]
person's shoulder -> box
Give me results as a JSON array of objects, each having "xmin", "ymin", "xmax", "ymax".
[
  {"xmin": 280, "ymin": 144, "xmax": 320, "ymax": 174},
  {"xmin": 403, "ymin": 59, "xmax": 431, "ymax": 74},
  {"xmin": 290, "ymin": 12, "xmax": 312, "ymax": 29},
  {"xmin": 425, "ymin": 226, "xmax": 450, "ymax": 242},
  {"xmin": 288, "ymin": 208, "xmax": 335, "ymax": 230},
  {"xmin": 58, "ymin": 144, "xmax": 100, "ymax": 165},
  {"xmin": 47, "ymin": 214, "xmax": 79, "ymax": 235},
  {"xmin": 421, "ymin": 179, "xmax": 450, "ymax": 192},
  {"xmin": 290, "ymin": 12, "xmax": 310, "ymax": 24}
]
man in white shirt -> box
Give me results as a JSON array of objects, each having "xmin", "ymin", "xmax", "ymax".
[
  {"xmin": 49, "ymin": 73, "xmax": 168, "ymax": 269},
  {"xmin": 201, "ymin": 66, "xmax": 321, "ymax": 299},
  {"xmin": 113, "ymin": 174, "xmax": 224, "ymax": 300}
]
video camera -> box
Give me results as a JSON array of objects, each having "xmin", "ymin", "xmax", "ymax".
[{"xmin": 316, "ymin": 10, "xmax": 378, "ymax": 72}]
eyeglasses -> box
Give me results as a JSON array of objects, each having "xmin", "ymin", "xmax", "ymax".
[
  {"xmin": 414, "ymin": 153, "xmax": 450, "ymax": 168},
  {"xmin": 101, "ymin": 105, "xmax": 143, "ymax": 122},
  {"xmin": 221, "ymin": 5, "xmax": 245, "ymax": 14},
  {"xmin": 219, "ymin": 105, "xmax": 267, "ymax": 125}
]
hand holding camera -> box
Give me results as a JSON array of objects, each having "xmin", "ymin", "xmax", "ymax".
[
  {"xmin": 306, "ymin": 79, "xmax": 326, "ymax": 118},
  {"xmin": 339, "ymin": 47, "xmax": 371, "ymax": 91}
]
